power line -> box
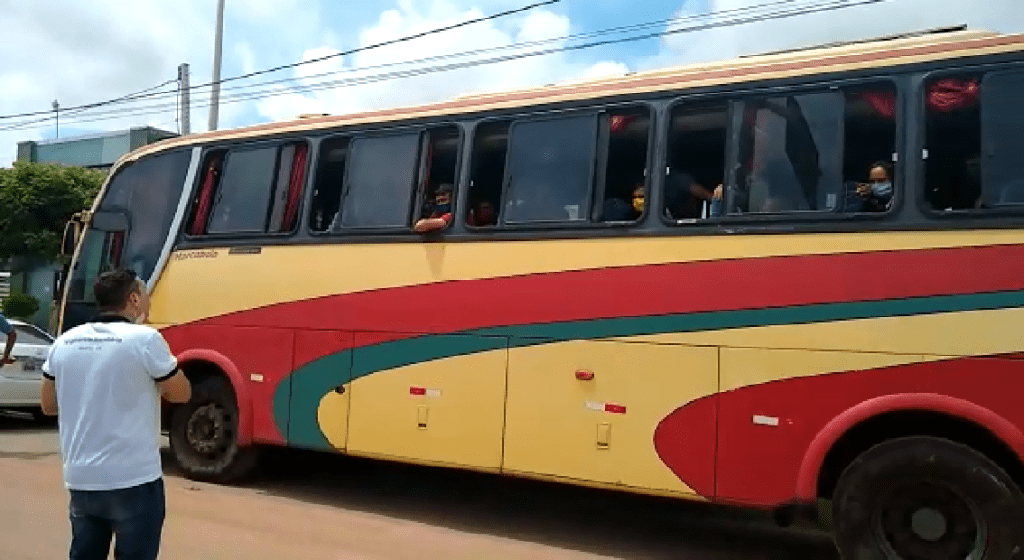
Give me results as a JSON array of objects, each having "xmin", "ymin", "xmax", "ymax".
[
  {"xmin": 0, "ymin": 0, "xmax": 561, "ymax": 122},
  {"xmin": 0, "ymin": 79, "xmax": 178, "ymax": 121},
  {"xmin": 4, "ymin": 0, "xmax": 886, "ymax": 132},
  {"xmin": 7, "ymin": 0, "xmax": 808, "ymax": 126},
  {"xmin": 0, "ymin": 0, "xmax": 856, "ymax": 130}
]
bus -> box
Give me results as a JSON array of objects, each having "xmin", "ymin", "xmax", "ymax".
[{"xmin": 57, "ymin": 26, "xmax": 1024, "ymax": 558}]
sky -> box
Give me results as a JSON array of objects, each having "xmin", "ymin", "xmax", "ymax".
[{"xmin": 1, "ymin": 0, "xmax": 1023, "ymax": 166}]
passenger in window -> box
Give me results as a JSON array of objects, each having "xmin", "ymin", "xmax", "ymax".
[
  {"xmin": 664, "ymin": 172, "xmax": 722, "ymax": 220},
  {"xmin": 467, "ymin": 200, "xmax": 497, "ymax": 227},
  {"xmin": 666, "ymin": 173, "xmax": 724, "ymax": 219},
  {"xmin": 413, "ymin": 183, "xmax": 453, "ymax": 233},
  {"xmin": 854, "ymin": 161, "xmax": 894, "ymax": 212},
  {"xmin": 603, "ymin": 183, "xmax": 645, "ymax": 222}
]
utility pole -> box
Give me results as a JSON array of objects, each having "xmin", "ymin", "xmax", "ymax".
[
  {"xmin": 178, "ymin": 63, "xmax": 191, "ymax": 135},
  {"xmin": 52, "ymin": 100, "xmax": 59, "ymax": 139},
  {"xmin": 209, "ymin": 0, "xmax": 225, "ymax": 131}
]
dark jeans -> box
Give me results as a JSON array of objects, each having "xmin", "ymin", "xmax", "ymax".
[{"xmin": 69, "ymin": 478, "xmax": 166, "ymax": 560}]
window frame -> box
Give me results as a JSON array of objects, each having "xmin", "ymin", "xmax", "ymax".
[
  {"xmin": 662, "ymin": 76, "xmax": 903, "ymax": 227},
  {"xmin": 463, "ymin": 118, "xmax": 513, "ymax": 232},
  {"xmin": 306, "ymin": 135, "xmax": 351, "ymax": 237},
  {"xmin": 916, "ymin": 61, "xmax": 1024, "ymax": 220},
  {"xmin": 500, "ymin": 111, "xmax": 601, "ymax": 227},
  {"xmin": 410, "ymin": 124, "xmax": 465, "ymax": 230},
  {"xmin": 183, "ymin": 138, "xmax": 311, "ymax": 241},
  {"xmin": 465, "ymin": 104, "xmax": 655, "ymax": 232},
  {"xmin": 308, "ymin": 123, "xmax": 465, "ymax": 236}
]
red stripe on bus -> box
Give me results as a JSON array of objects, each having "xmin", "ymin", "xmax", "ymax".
[{"xmin": 204, "ymin": 244, "xmax": 1024, "ymax": 338}]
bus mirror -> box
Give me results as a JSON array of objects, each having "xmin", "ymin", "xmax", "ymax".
[
  {"xmin": 90, "ymin": 210, "xmax": 130, "ymax": 232},
  {"xmin": 60, "ymin": 221, "xmax": 80, "ymax": 257}
]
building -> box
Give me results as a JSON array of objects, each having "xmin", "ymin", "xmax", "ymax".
[
  {"xmin": 16, "ymin": 126, "xmax": 178, "ymax": 172},
  {"xmin": 9, "ymin": 126, "xmax": 177, "ymax": 331}
]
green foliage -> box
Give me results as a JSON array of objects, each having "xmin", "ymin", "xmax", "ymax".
[
  {"xmin": 2, "ymin": 292, "xmax": 40, "ymax": 320},
  {"xmin": 0, "ymin": 161, "xmax": 104, "ymax": 260}
]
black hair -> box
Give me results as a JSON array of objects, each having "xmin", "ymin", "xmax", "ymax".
[
  {"xmin": 870, "ymin": 160, "xmax": 894, "ymax": 179},
  {"xmin": 93, "ymin": 269, "xmax": 141, "ymax": 311}
]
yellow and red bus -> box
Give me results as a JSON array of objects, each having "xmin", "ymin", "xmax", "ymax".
[{"xmin": 58, "ymin": 27, "xmax": 1024, "ymax": 558}]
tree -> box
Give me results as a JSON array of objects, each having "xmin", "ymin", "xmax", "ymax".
[
  {"xmin": 2, "ymin": 292, "xmax": 40, "ymax": 320},
  {"xmin": 0, "ymin": 162, "xmax": 104, "ymax": 261}
]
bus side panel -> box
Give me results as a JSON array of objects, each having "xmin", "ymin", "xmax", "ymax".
[
  {"xmin": 164, "ymin": 324, "xmax": 294, "ymax": 445},
  {"xmin": 346, "ymin": 332, "xmax": 509, "ymax": 471},
  {"xmin": 503, "ymin": 339, "xmax": 718, "ymax": 497},
  {"xmin": 290, "ymin": 330, "xmax": 354, "ymax": 451},
  {"xmin": 705, "ymin": 352, "xmax": 1024, "ymax": 507}
]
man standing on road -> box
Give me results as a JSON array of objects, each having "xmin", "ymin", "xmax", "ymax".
[
  {"xmin": 40, "ymin": 269, "xmax": 192, "ymax": 560},
  {"xmin": 0, "ymin": 311, "xmax": 17, "ymax": 367}
]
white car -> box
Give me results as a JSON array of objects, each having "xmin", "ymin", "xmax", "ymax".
[{"xmin": 0, "ymin": 319, "xmax": 53, "ymax": 418}]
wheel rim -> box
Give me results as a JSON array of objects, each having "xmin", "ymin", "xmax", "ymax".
[
  {"xmin": 185, "ymin": 402, "xmax": 234, "ymax": 458},
  {"xmin": 874, "ymin": 479, "xmax": 987, "ymax": 560}
]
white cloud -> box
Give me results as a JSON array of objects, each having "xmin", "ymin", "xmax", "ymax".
[
  {"xmin": 251, "ymin": 2, "xmax": 629, "ymax": 122},
  {"xmin": 648, "ymin": 0, "xmax": 1024, "ymax": 70}
]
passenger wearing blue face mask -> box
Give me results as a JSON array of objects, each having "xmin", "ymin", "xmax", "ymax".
[
  {"xmin": 413, "ymin": 183, "xmax": 454, "ymax": 233},
  {"xmin": 855, "ymin": 161, "xmax": 894, "ymax": 212}
]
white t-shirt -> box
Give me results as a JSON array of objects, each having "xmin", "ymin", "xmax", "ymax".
[{"xmin": 43, "ymin": 317, "xmax": 177, "ymax": 491}]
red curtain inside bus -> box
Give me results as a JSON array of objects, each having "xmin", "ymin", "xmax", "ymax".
[
  {"xmin": 280, "ymin": 144, "xmax": 308, "ymax": 232},
  {"xmin": 189, "ymin": 157, "xmax": 220, "ymax": 236},
  {"xmin": 927, "ymin": 77, "xmax": 980, "ymax": 112}
]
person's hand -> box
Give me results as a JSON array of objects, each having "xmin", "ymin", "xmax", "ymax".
[
  {"xmin": 856, "ymin": 183, "xmax": 871, "ymax": 198},
  {"xmin": 713, "ymin": 185, "xmax": 723, "ymax": 200},
  {"xmin": 0, "ymin": 356, "xmax": 15, "ymax": 369}
]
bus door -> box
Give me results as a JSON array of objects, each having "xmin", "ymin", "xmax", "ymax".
[{"xmin": 503, "ymin": 339, "xmax": 719, "ymax": 498}]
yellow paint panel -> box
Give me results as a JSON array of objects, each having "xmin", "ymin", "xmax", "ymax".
[
  {"xmin": 346, "ymin": 341, "xmax": 507, "ymax": 470},
  {"xmin": 317, "ymin": 388, "xmax": 350, "ymax": 449},
  {"xmin": 719, "ymin": 348, "xmax": 936, "ymax": 392},
  {"xmin": 150, "ymin": 231, "xmax": 1024, "ymax": 326},
  {"xmin": 625, "ymin": 307, "xmax": 1024, "ymax": 358},
  {"xmin": 503, "ymin": 340, "xmax": 717, "ymax": 495}
]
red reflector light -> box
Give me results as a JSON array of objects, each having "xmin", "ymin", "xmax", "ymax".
[
  {"xmin": 605, "ymin": 403, "xmax": 626, "ymax": 414},
  {"xmin": 575, "ymin": 370, "xmax": 594, "ymax": 380},
  {"xmin": 409, "ymin": 387, "xmax": 426, "ymax": 396}
]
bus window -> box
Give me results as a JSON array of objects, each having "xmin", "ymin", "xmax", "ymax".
[
  {"xmin": 267, "ymin": 143, "xmax": 308, "ymax": 233},
  {"xmin": 664, "ymin": 101, "xmax": 728, "ymax": 221},
  {"xmin": 503, "ymin": 114, "xmax": 598, "ymax": 224},
  {"xmin": 598, "ymin": 107, "xmax": 651, "ymax": 223},
  {"xmin": 981, "ymin": 70, "xmax": 1024, "ymax": 207},
  {"xmin": 924, "ymin": 73, "xmax": 983, "ymax": 211},
  {"xmin": 926, "ymin": 69, "xmax": 1024, "ymax": 211},
  {"xmin": 194, "ymin": 142, "xmax": 308, "ymax": 236},
  {"xmin": 841, "ymin": 83, "xmax": 897, "ymax": 213},
  {"xmin": 207, "ymin": 147, "xmax": 283, "ymax": 235},
  {"xmin": 339, "ymin": 133, "xmax": 420, "ymax": 229},
  {"xmin": 309, "ymin": 137, "xmax": 349, "ymax": 233},
  {"xmin": 466, "ymin": 121, "xmax": 510, "ymax": 227},
  {"xmin": 731, "ymin": 92, "xmax": 844, "ymax": 214},
  {"xmin": 188, "ymin": 151, "xmax": 224, "ymax": 236},
  {"xmin": 412, "ymin": 126, "xmax": 461, "ymax": 230}
]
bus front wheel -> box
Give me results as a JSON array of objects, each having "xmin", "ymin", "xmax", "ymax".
[
  {"xmin": 832, "ymin": 436, "xmax": 1024, "ymax": 559},
  {"xmin": 169, "ymin": 376, "xmax": 258, "ymax": 483}
]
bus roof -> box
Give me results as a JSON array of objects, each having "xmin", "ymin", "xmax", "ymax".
[{"xmin": 123, "ymin": 27, "xmax": 1024, "ymax": 167}]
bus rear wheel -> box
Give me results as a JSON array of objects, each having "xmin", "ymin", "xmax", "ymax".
[
  {"xmin": 832, "ymin": 436, "xmax": 1024, "ymax": 559},
  {"xmin": 169, "ymin": 376, "xmax": 258, "ymax": 483}
]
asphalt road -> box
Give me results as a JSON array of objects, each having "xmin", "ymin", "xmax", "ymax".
[{"xmin": 0, "ymin": 412, "xmax": 839, "ymax": 559}]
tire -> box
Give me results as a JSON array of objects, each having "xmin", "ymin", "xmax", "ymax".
[
  {"xmin": 832, "ymin": 436, "xmax": 1024, "ymax": 560},
  {"xmin": 169, "ymin": 376, "xmax": 259, "ymax": 483}
]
